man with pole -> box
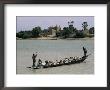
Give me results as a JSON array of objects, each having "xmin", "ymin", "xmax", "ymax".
[
  {"xmin": 32, "ymin": 52, "xmax": 37, "ymax": 67},
  {"xmin": 83, "ymin": 47, "xmax": 87, "ymax": 57}
]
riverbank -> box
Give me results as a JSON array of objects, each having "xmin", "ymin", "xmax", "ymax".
[{"xmin": 16, "ymin": 37, "xmax": 94, "ymax": 40}]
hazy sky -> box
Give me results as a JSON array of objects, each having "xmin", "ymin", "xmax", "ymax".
[{"xmin": 16, "ymin": 16, "xmax": 94, "ymax": 32}]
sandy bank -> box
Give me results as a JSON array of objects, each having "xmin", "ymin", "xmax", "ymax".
[{"xmin": 17, "ymin": 37, "xmax": 94, "ymax": 40}]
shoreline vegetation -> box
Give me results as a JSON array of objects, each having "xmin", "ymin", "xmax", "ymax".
[{"xmin": 16, "ymin": 21, "xmax": 94, "ymax": 40}]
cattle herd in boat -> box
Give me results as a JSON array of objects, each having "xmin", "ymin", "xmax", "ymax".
[{"xmin": 27, "ymin": 47, "xmax": 89, "ymax": 69}]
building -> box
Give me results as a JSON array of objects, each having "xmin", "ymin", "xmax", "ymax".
[
  {"xmin": 83, "ymin": 29, "xmax": 89, "ymax": 35},
  {"xmin": 47, "ymin": 25, "xmax": 61, "ymax": 37}
]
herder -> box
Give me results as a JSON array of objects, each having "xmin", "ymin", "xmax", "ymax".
[
  {"xmin": 83, "ymin": 47, "xmax": 87, "ymax": 56},
  {"xmin": 32, "ymin": 52, "xmax": 37, "ymax": 67}
]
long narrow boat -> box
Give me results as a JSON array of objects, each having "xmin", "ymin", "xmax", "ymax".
[{"xmin": 27, "ymin": 54, "xmax": 90, "ymax": 69}]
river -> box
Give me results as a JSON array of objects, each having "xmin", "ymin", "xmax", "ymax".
[{"xmin": 17, "ymin": 39, "xmax": 94, "ymax": 74}]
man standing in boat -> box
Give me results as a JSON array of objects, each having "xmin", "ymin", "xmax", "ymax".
[
  {"xmin": 83, "ymin": 47, "xmax": 87, "ymax": 56},
  {"xmin": 32, "ymin": 52, "xmax": 37, "ymax": 67}
]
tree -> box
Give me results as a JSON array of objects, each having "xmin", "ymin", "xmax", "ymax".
[
  {"xmin": 68, "ymin": 21, "xmax": 74, "ymax": 26},
  {"xmin": 75, "ymin": 30, "xmax": 85, "ymax": 38},
  {"xmin": 89, "ymin": 27, "xmax": 94, "ymax": 34},
  {"xmin": 16, "ymin": 31, "xmax": 24, "ymax": 38},
  {"xmin": 16, "ymin": 26, "xmax": 42, "ymax": 39},
  {"xmin": 16, "ymin": 30, "xmax": 33, "ymax": 39},
  {"xmin": 82, "ymin": 22, "xmax": 88, "ymax": 30},
  {"xmin": 32, "ymin": 26, "xmax": 42, "ymax": 38},
  {"xmin": 71, "ymin": 21, "xmax": 74, "ymax": 24},
  {"xmin": 62, "ymin": 27, "xmax": 69, "ymax": 38}
]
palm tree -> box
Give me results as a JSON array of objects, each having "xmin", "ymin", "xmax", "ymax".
[
  {"xmin": 82, "ymin": 22, "xmax": 88, "ymax": 30},
  {"xmin": 71, "ymin": 21, "xmax": 74, "ymax": 24}
]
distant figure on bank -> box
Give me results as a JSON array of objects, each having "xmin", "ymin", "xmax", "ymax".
[
  {"xmin": 83, "ymin": 47, "xmax": 87, "ymax": 56},
  {"xmin": 32, "ymin": 52, "xmax": 37, "ymax": 67}
]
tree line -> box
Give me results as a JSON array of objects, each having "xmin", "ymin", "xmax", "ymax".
[{"xmin": 16, "ymin": 22, "xmax": 94, "ymax": 39}]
